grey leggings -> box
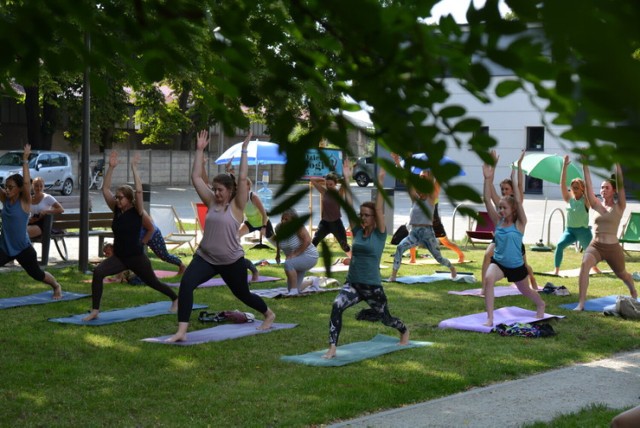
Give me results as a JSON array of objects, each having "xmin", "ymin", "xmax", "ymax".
[
  {"xmin": 328, "ymin": 282, "xmax": 407, "ymax": 346},
  {"xmin": 392, "ymin": 226, "xmax": 452, "ymax": 271},
  {"xmin": 91, "ymin": 253, "xmax": 177, "ymax": 310}
]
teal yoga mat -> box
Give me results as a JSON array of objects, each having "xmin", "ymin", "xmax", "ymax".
[
  {"xmin": 0, "ymin": 291, "xmax": 89, "ymax": 310},
  {"xmin": 281, "ymin": 334, "xmax": 432, "ymax": 367},
  {"xmin": 48, "ymin": 302, "xmax": 207, "ymax": 325}
]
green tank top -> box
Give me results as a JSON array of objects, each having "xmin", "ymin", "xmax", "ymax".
[{"xmin": 567, "ymin": 196, "xmax": 589, "ymax": 228}]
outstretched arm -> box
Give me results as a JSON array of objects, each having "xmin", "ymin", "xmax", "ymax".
[
  {"xmin": 483, "ymin": 161, "xmax": 500, "ymax": 225},
  {"xmin": 512, "ymin": 158, "xmax": 527, "ymax": 231},
  {"xmin": 375, "ymin": 167, "xmax": 386, "ymax": 233},
  {"xmin": 615, "ymin": 163, "xmax": 626, "ymax": 211},
  {"xmin": 560, "ymin": 155, "xmax": 570, "ymax": 203},
  {"xmin": 516, "ymin": 149, "xmax": 525, "ymax": 203},
  {"xmin": 231, "ymin": 131, "xmax": 252, "ymax": 217},
  {"xmin": 131, "ymin": 153, "xmax": 145, "ymax": 216},
  {"xmin": 19, "ymin": 145, "xmax": 32, "ymax": 211},
  {"xmin": 103, "ymin": 151, "xmax": 118, "ymax": 212},
  {"xmin": 192, "ymin": 130, "xmax": 214, "ymax": 206},
  {"xmin": 488, "ymin": 150, "xmax": 501, "ymax": 206},
  {"xmin": 582, "ymin": 161, "xmax": 601, "ymax": 211}
]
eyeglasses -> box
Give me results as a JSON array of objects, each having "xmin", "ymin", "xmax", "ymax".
[
  {"xmin": 115, "ymin": 195, "xmax": 125, "ymax": 200},
  {"xmin": 359, "ymin": 213, "xmax": 373, "ymax": 218},
  {"xmin": 5, "ymin": 185, "xmax": 16, "ymax": 190}
]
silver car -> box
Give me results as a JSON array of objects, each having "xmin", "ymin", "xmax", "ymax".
[
  {"xmin": 352, "ymin": 156, "xmax": 375, "ymax": 187},
  {"xmin": 0, "ymin": 150, "xmax": 75, "ymax": 195}
]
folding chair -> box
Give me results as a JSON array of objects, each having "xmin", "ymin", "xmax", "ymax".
[
  {"xmin": 465, "ymin": 211, "xmax": 495, "ymax": 248},
  {"xmin": 191, "ymin": 202, "xmax": 207, "ymax": 245},
  {"xmin": 149, "ymin": 204, "xmax": 196, "ymax": 252},
  {"xmin": 620, "ymin": 212, "xmax": 640, "ymax": 256}
]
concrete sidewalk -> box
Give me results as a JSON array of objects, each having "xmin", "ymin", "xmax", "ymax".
[{"xmin": 331, "ymin": 349, "xmax": 640, "ymax": 427}]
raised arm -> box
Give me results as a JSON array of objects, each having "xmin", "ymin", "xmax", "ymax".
[
  {"xmin": 512, "ymin": 158, "xmax": 527, "ymax": 231},
  {"xmin": 19, "ymin": 144, "xmax": 32, "ymax": 211},
  {"xmin": 560, "ymin": 155, "xmax": 570, "ymax": 203},
  {"xmin": 309, "ymin": 177, "xmax": 326, "ymax": 194},
  {"xmin": 582, "ymin": 161, "xmax": 601, "ymax": 211},
  {"xmin": 374, "ymin": 167, "xmax": 386, "ymax": 233},
  {"xmin": 483, "ymin": 161, "xmax": 500, "ymax": 225},
  {"xmin": 102, "ymin": 151, "xmax": 118, "ymax": 212},
  {"xmin": 516, "ymin": 149, "xmax": 525, "ymax": 203},
  {"xmin": 192, "ymin": 130, "xmax": 214, "ymax": 206},
  {"xmin": 489, "ymin": 150, "xmax": 501, "ymax": 206},
  {"xmin": 615, "ymin": 163, "xmax": 626, "ymax": 211},
  {"xmin": 231, "ymin": 131, "xmax": 252, "ymax": 217},
  {"xmin": 131, "ymin": 153, "xmax": 145, "ymax": 216}
]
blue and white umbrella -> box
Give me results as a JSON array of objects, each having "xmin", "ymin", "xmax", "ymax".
[
  {"xmin": 215, "ymin": 140, "xmax": 287, "ymax": 166},
  {"xmin": 404, "ymin": 153, "xmax": 466, "ymax": 176}
]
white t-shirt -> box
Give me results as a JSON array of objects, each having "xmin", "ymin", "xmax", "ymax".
[{"xmin": 31, "ymin": 193, "xmax": 59, "ymax": 215}]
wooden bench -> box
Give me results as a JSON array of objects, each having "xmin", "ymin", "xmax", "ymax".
[
  {"xmin": 54, "ymin": 195, "xmax": 92, "ymax": 211},
  {"xmin": 32, "ymin": 211, "xmax": 114, "ymax": 265}
]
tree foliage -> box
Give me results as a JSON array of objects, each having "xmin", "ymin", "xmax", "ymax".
[{"xmin": 1, "ymin": 0, "xmax": 639, "ymax": 205}]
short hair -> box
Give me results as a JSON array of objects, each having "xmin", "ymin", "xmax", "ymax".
[
  {"xmin": 325, "ymin": 172, "xmax": 339, "ymax": 183},
  {"xmin": 116, "ymin": 185, "xmax": 135, "ymax": 205}
]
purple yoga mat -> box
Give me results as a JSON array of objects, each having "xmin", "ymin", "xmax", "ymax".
[
  {"xmin": 166, "ymin": 275, "xmax": 281, "ymax": 288},
  {"xmin": 448, "ymin": 285, "xmax": 521, "ymax": 297},
  {"xmin": 142, "ymin": 321, "xmax": 298, "ymax": 345},
  {"xmin": 438, "ymin": 306, "xmax": 565, "ymax": 333}
]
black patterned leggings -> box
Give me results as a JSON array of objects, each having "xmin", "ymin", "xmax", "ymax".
[{"xmin": 328, "ymin": 282, "xmax": 407, "ymax": 346}]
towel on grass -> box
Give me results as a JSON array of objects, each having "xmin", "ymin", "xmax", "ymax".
[
  {"xmin": 559, "ymin": 295, "xmax": 638, "ymax": 312},
  {"xmin": 166, "ymin": 275, "xmax": 281, "ymax": 288},
  {"xmin": 535, "ymin": 268, "xmax": 613, "ymax": 278},
  {"xmin": 48, "ymin": 302, "xmax": 207, "ymax": 325},
  {"xmin": 438, "ymin": 306, "xmax": 565, "ymax": 333},
  {"xmin": 142, "ymin": 321, "xmax": 297, "ymax": 345},
  {"xmin": 280, "ymin": 334, "xmax": 432, "ymax": 367},
  {"xmin": 448, "ymin": 284, "xmax": 523, "ymax": 297},
  {"xmin": 0, "ymin": 291, "xmax": 89, "ymax": 310},
  {"xmin": 385, "ymin": 272, "xmax": 476, "ymax": 285}
]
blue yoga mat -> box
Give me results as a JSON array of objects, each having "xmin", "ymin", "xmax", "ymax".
[
  {"xmin": 281, "ymin": 334, "xmax": 432, "ymax": 367},
  {"xmin": 560, "ymin": 295, "xmax": 637, "ymax": 312},
  {"xmin": 142, "ymin": 321, "xmax": 298, "ymax": 345},
  {"xmin": 48, "ymin": 302, "xmax": 207, "ymax": 325},
  {"xmin": 0, "ymin": 291, "xmax": 89, "ymax": 310}
]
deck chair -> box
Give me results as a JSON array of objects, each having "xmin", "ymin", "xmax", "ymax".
[
  {"xmin": 620, "ymin": 212, "xmax": 640, "ymax": 256},
  {"xmin": 191, "ymin": 202, "xmax": 207, "ymax": 245},
  {"xmin": 149, "ymin": 204, "xmax": 196, "ymax": 252},
  {"xmin": 465, "ymin": 211, "xmax": 495, "ymax": 248}
]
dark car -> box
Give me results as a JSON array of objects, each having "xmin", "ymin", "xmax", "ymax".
[{"xmin": 352, "ymin": 156, "xmax": 375, "ymax": 187}]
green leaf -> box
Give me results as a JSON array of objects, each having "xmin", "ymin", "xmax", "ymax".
[{"xmin": 495, "ymin": 79, "xmax": 522, "ymax": 97}]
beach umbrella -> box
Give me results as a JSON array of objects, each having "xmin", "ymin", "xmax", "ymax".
[
  {"xmin": 512, "ymin": 153, "xmax": 582, "ymax": 186},
  {"xmin": 404, "ymin": 153, "xmax": 466, "ymax": 176},
  {"xmin": 215, "ymin": 140, "xmax": 286, "ymax": 166}
]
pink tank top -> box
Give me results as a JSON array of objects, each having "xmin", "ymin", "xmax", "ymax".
[{"xmin": 197, "ymin": 205, "xmax": 243, "ymax": 265}]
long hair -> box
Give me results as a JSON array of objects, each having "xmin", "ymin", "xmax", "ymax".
[
  {"xmin": 501, "ymin": 194, "xmax": 519, "ymax": 222},
  {"xmin": 117, "ymin": 185, "xmax": 135, "ymax": 206},
  {"xmin": 7, "ymin": 173, "xmax": 24, "ymax": 193},
  {"xmin": 213, "ymin": 173, "xmax": 238, "ymax": 201}
]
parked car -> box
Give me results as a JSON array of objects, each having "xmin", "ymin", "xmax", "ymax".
[
  {"xmin": 352, "ymin": 156, "xmax": 375, "ymax": 187},
  {"xmin": 0, "ymin": 150, "xmax": 75, "ymax": 195}
]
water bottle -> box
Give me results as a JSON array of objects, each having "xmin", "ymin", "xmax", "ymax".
[{"xmin": 257, "ymin": 171, "xmax": 272, "ymax": 213}]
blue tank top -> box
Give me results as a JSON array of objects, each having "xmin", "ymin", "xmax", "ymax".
[
  {"xmin": 0, "ymin": 198, "xmax": 31, "ymax": 257},
  {"xmin": 493, "ymin": 222, "xmax": 524, "ymax": 269}
]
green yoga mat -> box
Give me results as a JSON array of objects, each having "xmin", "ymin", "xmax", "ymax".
[{"xmin": 281, "ymin": 334, "xmax": 432, "ymax": 367}]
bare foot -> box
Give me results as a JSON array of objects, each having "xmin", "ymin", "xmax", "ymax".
[
  {"xmin": 483, "ymin": 319, "xmax": 493, "ymax": 327},
  {"xmin": 322, "ymin": 345, "xmax": 337, "ymax": 359},
  {"xmin": 257, "ymin": 308, "xmax": 275, "ymax": 330},
  {"xmin": 178, "ymin": 264, "xmax": 186, "ymax": 275},
  {"xmin": 554, "ymin": 268, "xmax": 560, "ymax": 276},
  {"xmin": 536, "ymin": 302, "xmax": 546, "ymax": 318},
  {"xmin": 251, "ymin": 272, "xmax": 260, "ymax": 282},
  {"xmin": 51, "ymin": 283, "xmax": 63, "ymax": 300},
  {"xmin": 450, "ymin": 266, "xmax": 457, "ymax": 279},
  {"xmin": 457, "ymin": 258, "xmax": 465, "ymax": 263},
  {"xmin": 398, "ymin": 329, "xmax": 410, "ymax": 346},
  {"xmin": 165, "ymin": 333, "xmax": 187, "ymax": 343},
  {"xmin": 169, "ymin": 299, "xmax": 178, "ymax": 313},
  {"xmin": 388, "ymin": 275, "xmax": 397, "ymax": 282},
  {"xmin": 591, "ymin": 266, "xmax": 602, "ymax": 274},
  {"xmin": 573, "ymin": 305, "xmax": 584, "ymax": 312},
  {"xmin": 82, "ymin": 310, "xmax": 99, "ymax": 322}
]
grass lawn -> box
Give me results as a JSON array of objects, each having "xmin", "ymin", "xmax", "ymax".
[{"xmin": 1, "ymin": 241, "xmax": 639, "ymax": 427}]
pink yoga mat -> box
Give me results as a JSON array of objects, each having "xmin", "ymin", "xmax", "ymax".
[
  {"xmin": 166, "ymin": 275, "xmax": 281, "ymax": 288},
  {"xmin": 142, "ymin": 321, "xmax": 298, "ymax": 345},
  {"xmin": 438, "ymin": 306, "xmax": 564, "ymax": 333}
]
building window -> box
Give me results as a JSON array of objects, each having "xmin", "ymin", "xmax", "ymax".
[{"xmin": 526, "ymin": 126, "xmax": 545, "ymax": 151}]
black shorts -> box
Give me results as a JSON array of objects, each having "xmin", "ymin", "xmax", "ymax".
[{"xmin": 490, "ymin": 258, "xmax": 528, "ymax": 283}]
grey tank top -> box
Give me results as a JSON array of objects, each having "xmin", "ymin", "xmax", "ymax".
[
  {"xmin": 197, "ymin": 205, "xmax": 244, "ymax": 265},
  {"xmin": 409, "ymin": 198, "xmax": 434, "ymax": 226}
]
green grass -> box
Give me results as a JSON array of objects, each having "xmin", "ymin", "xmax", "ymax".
[{"xmin": 1, "ymin": 242, "xmax": 639, "ymax": 427}]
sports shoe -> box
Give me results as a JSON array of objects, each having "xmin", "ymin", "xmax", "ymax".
[
  {"xmin": 542, "ymin": 282, "xmax": 558, "ymax": 294},
  {"xmin": 554, "ymin": 286, "xmax": 571, "ymax": 296}
]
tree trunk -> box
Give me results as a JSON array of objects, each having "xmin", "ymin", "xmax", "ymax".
[
  {"xmin": 40, "ymin": 95, "xmax": 57, "ymax": 150},
  {"xmin": 24, "ymin": 85, "xmax": 42, "ymax": 149}
]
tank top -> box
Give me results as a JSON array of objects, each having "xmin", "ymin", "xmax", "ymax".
[
  {"xmin": 566, "ymin": 196, "xmax": 589, "ymax": 228},
  {"xmin": 593, "ymin": 203, "xmax": 623, "ymax": 236},
  {"xmin": 0, "ymin": 198, "xmax": 30, "ymax": 257},
  {"xmin": 493, "ymin": 221, "xmax": 524, "ymax": 269},
  {"xmin": 346, "ymin": 226, "xmax": 387, "ymax": 286},
  {"xmin": 244, "ymin": 191, "xmax": 262, "ymax": 227},
  {"xmin": 279, "ymin": 232, "xmax": 319, "ymax": 259},
  {"xmin": 197, "ymin": 205, "xmax": 243, "ymax": 265},
  {"xmin": 321, "ymin": 190, "xmax": 341, "ymax": 221},
  {"xmin": 112, "ymin": 207, "xmax": 144, "ymax": 258},
  {"xmin": 409, "ymin": 198, "xmax": 434, "ymax": 226}
]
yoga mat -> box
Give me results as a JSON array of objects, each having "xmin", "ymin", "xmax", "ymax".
[
  {"xmin": 392, "ymin": 258, "xmax": 474, "ymax": 266},
  {"xmin": 535, "ymin": 268, "xmax": 613, "ymax": 278},
  {"xmin": 448, "ymin": 285, "xmax": 522, "ymax": 297},
  {"xmin": 0, "ymin": 291, "xmax": 89, "ymax": 310},
  {"xmin": 281, "ymin": 334, "xmax": 432, "ymax": 367},
  {"xmin": 253, "ymin": 286, "xmax": 342, "ymax": 299},
  {"xmin": 142, "ymin": 321, "xmax": 297, "ymax": 345},
  {"xmin": 438, "ymin": 306, "xmax": 564, "ymax": 333},
  {"xmin": 251, "ymin": 259, "xmax": 279, "ymax": 266},
  {"xmin": 385, "ymin": 272, "xmax": 476, "ymax": 284},
  {"xmin": 309, "ymin": 264, "xmax": 388, "ymax": 274},
  {"xmin": 82, "ymin": 269, "xmax": 179, "ymax": 283},
  {"xmin": 560, "ymin": 295, "xmax": 638, "ymax": 312},
  {"xmin": 48, "ymin": 302, "xmax": 207, "ymax": 325},
  {"xmin": 166, "ymin": 275, "xmax": 281, "ymax": 288}
]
